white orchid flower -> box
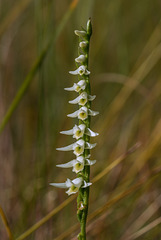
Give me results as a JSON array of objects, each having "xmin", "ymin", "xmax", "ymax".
[
  {"xmin": 50, "ymin": 177, "xmax": 91, "ymax": 195},
  {"xmin": 69, "ymin": 65, "xmax": 90, "ymax": 76},
  {"xmin": 75, "ymin": 55, "xmax": 86, "ymax": 63},
  {"xmin": 85, "ymin": 127, "xmax": 99, "ymax": 137},
  {"xmin": 56, "ymin": 139, "xmax": 96, "ymax": 156},
  {"xmin": 67, "ymin": 106, "xmax": 99, "ymax": 121},
  {"xmin": 60, "ymin": 124, "xmax": 99, "ymax": 139},
  {"xmin": 56, "ymin": 139, "xmax": 85, "ymax": 156},
  {"xmin": 79, "ymin": 41, "xmax": 88, "ymax": 48},
  {"xmin": 74, "ymin": 30, "xmax": 87, "ymax": 37},
  {"xmin": 61, "ymin": 124, "xmax": 85, "ymax": 139},
  {"xmin": 56, "ymin": 155, "xmax": 96, "ymax": 173},
  {"xmin": 69, "ymin": 92, "xmax": 96, "ymax": 106},
  {"xmin": 64, "ymin": 80, "xmax": 86, "ymax": 93}
]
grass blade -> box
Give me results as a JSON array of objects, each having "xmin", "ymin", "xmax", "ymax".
[
  {"xmin": 0, "ymin": 0, "xmax": 80, "ymax": 134},
  {"xmin": 0, "ymin": 206, "xmax": 14, "ymax": 240}
]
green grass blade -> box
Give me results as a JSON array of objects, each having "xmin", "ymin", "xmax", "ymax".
[{"xmin": 0, "ymin": 0, "xmax": 80, "ymax": 134}]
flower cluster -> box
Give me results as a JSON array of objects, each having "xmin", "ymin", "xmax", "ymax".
[{"xmin": 50, "ymin": 20, "xmax": 98, "ymax": 195}]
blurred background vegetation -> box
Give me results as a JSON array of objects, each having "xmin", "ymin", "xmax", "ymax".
[{"xmin": 1, "ymin": 0, "xmax": 161, "ymax": 239}]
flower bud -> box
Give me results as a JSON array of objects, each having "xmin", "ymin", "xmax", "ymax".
[
  {"xmin": 87, "ymin": 18, "xmax": 92, "ymax": 36},
  {"xmin": 79, "ymin": 41, "xmax": 88, "ymax": 48},
  {"xmin": 74, "ymin": 30, "xmax": 87, "ymax": 38},
  {"xmin": 75, "ymin": 55, "xmax": 86, "ymax": 63}
]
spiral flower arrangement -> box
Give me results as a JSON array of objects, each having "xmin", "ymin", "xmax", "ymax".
[{"xmin": 50, "ymin": 19, "xmax": 98, "ymax": 239}]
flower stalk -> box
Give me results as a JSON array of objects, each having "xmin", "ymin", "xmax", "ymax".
[
  {"xmin": 50, "ymin": 19, "xmax": 98, "ymax": 239},
  {"xmin": 76, "ymin": 19, "xmax": 93, "ymax": 240}
]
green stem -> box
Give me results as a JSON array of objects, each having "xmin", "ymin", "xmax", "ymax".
[{"xmin": 77, "ymin": 19, "xmax": 92, "ymax": 240}]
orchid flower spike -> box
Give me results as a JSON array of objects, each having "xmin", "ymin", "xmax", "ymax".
[
  {"xmin": 51, "ymin": 20, "xmax": 98, "ymax": 230},
  {"xmin": 50, "ymin": 19, "xmax": 98, "ymax": 239}
]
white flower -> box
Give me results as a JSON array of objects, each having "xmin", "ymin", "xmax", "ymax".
[
  {"xmin": 67, "ymin": 106, "xmax": 99, "ymax": 120},
  {"xmin": 86, "ymin": 127, "xmax": 99, "ymax": 137},
  {"xmin": 85, "ymin": 141, "xmax": 97, "ymax": 149},
  {"xmin": 69, "ymin": 92, "xmax": 96, "ymax": 106},
  {"xmin": 69, "ymin": 65, "xmax": 90, "ymax": 76},
  {"xmin": 79, "ymin": 41, "xmax": 88, "ymax": 48},
  {"xmin": 76, "ymin": 158, "xmax": 84, "ymax": 173},
  {"xmin": 56, "ymin": 139, "xmax": 96, "ymax": 156},
  {"xmin": 75, "ymin": 55, "xmax": 86, "ymax": 63},
  {"xmin": 50, "ymin": 177, "xmax": 91, "ymax": 195},
  {"xmin": 61, "ymin": 124, "xmax": 85, "ymax": 139},
  {"xmin": 64, "ymin": 80, "xmax": 86, "ymax": 93},
  {"xmin": 56, "ymin": 139, "xmax": 85, "ymax": 156},
  {"xmin": 74, "ymin": 30, "xmax": 87, "ymax": 37},
  {"xmin": 56, "ymin": 155, "xmax": 96, "ymax": 173},
  {"xmin": 60, "ymin": 124, "xmax": 99, "ymax": 139}
]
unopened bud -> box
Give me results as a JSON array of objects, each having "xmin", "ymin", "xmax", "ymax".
[
  {"xmin": 74, "ymin": 30, "xmax": 87, "ymax": 38},
  {"xmin": 87, "ymin": 18, "xmax": 92, "ymax": 36},
  {"xmin": 75, "ymin": 55, "xmax": 86, "ymax": 63},
  {"xmin": 79, "ymin": 41, "xmax": 88, "ymax": 48}
]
